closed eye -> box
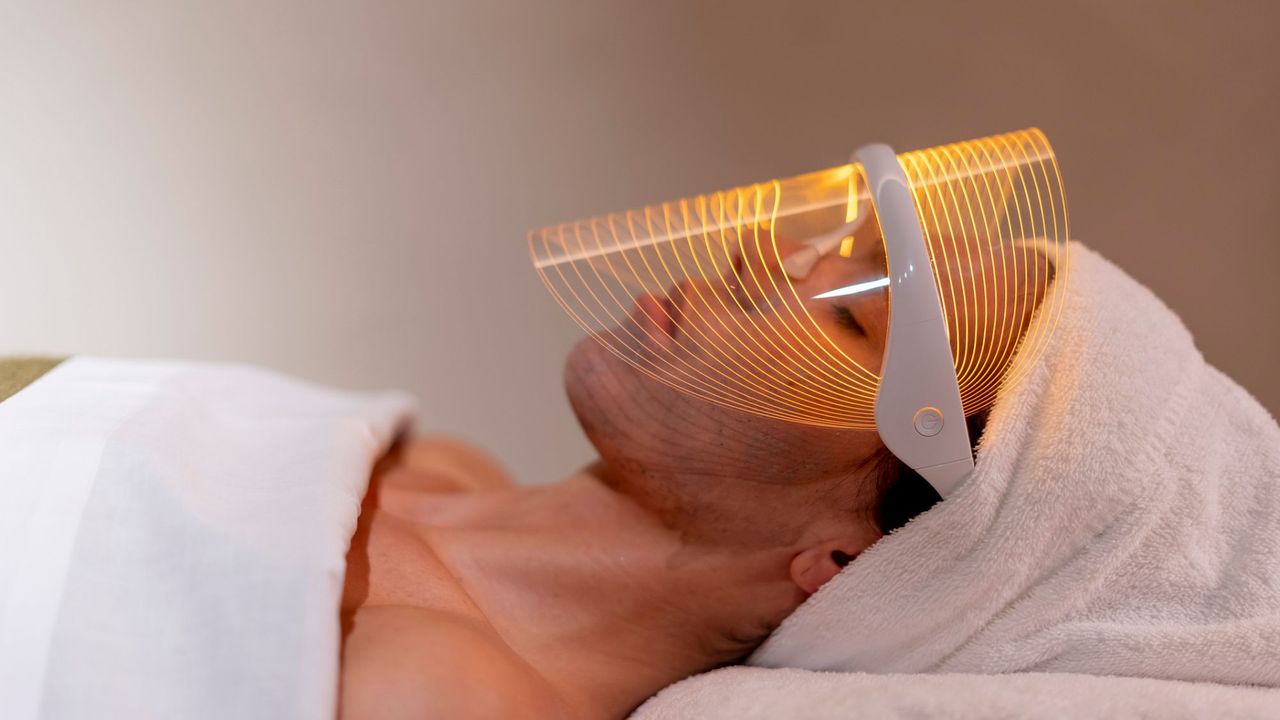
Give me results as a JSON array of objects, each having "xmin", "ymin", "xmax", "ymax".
[{"xmin": 832, "ymin": 304, "xmax": 865, "ymax": 336}]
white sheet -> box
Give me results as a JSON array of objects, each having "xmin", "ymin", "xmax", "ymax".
[{"xmin": 0, "ymin": 357, "xmax": 414, "ymax": 720}]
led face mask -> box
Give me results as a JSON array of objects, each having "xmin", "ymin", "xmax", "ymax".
[{"xmin": 530, "ymin": 128, "xmax": 1068, "ymax": 498}]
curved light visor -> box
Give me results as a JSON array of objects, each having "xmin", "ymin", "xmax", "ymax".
[{"xmin": 530, "ymin": 128, "xmax": 1068, "ymax": 430}]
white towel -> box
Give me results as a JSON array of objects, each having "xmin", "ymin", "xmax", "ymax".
[
  {"xmin": 0, "ymin": 357, "xmax": 414, "ymax": 720},
  {"xmin": 632, "ymin": 667, "xmax": 1280, "ymax": 719},
  {"xmin": 749, "ymin": 241, "xmax": 1280, "ymax": 680}
]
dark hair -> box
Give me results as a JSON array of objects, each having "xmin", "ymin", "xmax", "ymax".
[{"xmin": 872, "ymin": 409, "xmax": 989, "ymax": 535}]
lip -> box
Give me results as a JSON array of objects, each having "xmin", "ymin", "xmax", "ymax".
[
  {"xmin": 631, "ymin": 279, "xmax": 698, "ymax": 347},
  {"xmin": 670, "ymin": 280, "xmax": 694, "ymax": 337},
  {"xmin": 632, "ymin": 292, "xmax": 676, "ymax": 344}
]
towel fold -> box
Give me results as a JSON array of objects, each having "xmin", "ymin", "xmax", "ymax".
[
  {"xmin": 749, "ymin": 241, "xmax": 1280, "ymax": 682},
  {"xmin": 0, "ymin": 357, "xmax": 415, "ymax": 720}
]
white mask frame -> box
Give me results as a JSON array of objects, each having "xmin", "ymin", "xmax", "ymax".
[{"xmin": 857, "ymin": 143, "xmax": 973, "ymax": 498}]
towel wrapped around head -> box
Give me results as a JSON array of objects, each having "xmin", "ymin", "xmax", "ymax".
[{"xmin": 750, "ymin": 242, "xmax": 1280, "ymax": 685}]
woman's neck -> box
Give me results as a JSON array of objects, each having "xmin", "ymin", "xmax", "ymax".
[{"xmin": 420, "ymin": 469, "xmax": 802, "ymax": 718}]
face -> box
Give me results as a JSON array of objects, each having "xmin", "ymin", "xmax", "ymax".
[{"xmin": 564, "ymin": 225, "xmax": 1047, "ymax": 508}]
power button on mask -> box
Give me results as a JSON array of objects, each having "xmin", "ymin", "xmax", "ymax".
[{"xmin": 913, "ymin": 407, "xmax": 944, "ymax": 437}]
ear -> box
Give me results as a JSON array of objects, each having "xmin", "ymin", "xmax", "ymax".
[{"xmin": 789, "ymin": 540, "xmax": 863, "ymax": 596}]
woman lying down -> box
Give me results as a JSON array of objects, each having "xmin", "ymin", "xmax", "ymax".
[{"xmin": 1, "ymin": 238, "xmax": 1279, "ymax": 720}]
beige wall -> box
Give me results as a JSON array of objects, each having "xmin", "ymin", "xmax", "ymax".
[{"xmin": 2, "ymin": 1, "xmax": 1276, "ymax": 483}]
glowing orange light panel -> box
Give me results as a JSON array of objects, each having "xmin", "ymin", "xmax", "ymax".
[{"xmin": 530, "ymin": 128, "xmax": 1068, "ymax": 429}]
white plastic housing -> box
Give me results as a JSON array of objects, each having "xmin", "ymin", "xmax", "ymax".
[{"xmin": 857, "ymin": 143, "xmax": 974, "ymax": 498}]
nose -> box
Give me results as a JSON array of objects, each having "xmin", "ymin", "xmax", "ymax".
[{"xmin": 730, "ymin": 229, "xmax": 808, "ymax": 308}]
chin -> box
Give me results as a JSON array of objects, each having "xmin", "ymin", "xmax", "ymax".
[
  {"xmin": 563, "ymin": 336, "xmax": 623, "ymax": 438},
  {"xmin": 564, "ymin": 335, "xmax": 679, "ymax": 458}
]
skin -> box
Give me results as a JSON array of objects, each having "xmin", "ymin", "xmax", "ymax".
[{"xmin": 339, "ymin": 232, "xmax": 1047, "ymax": 719}]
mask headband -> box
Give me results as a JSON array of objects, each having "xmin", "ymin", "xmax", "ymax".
[
  {"xmin": 858, "ymin": 143, "xmax": 972, "ymax": 497},
  {"xmin": 531, "ymin": 129, "xmax": 1068, "ymax": 499}
]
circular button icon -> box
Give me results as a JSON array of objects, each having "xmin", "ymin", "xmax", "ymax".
[{"xmin": 913, "ymin": 407, "xmax": 944, "ymax": 437}]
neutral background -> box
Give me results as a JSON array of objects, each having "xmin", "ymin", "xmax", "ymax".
[{"xmin": 3, "ymin": 1, "xmax": 1277, "ymax": 483}]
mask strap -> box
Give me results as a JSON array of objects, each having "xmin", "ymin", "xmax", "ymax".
[{"xmin": 857, "ymin": 143, "xmax": 973, "ymax": 499}]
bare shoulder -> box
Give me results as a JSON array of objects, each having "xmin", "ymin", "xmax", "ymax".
[{"xmin": 339, "ymin": 604, "xmax": 571, "ymax": 720}]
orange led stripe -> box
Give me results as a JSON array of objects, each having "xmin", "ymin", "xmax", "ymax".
[{"xmin": 530, "ymin": 128, "xmax": 1069, "ymax": 430}]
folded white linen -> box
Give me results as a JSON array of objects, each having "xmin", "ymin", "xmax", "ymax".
[
  {"xmin": 632, "ymin": 667, "xmax": 1280, "ymax": 719},
  {"xmin": 0, "ymin": 357, "xmax": 414, "ymax": 720},
  {"xmin": 748, "ymin": 241, "xmax": 1280, "ymax": 681}
]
